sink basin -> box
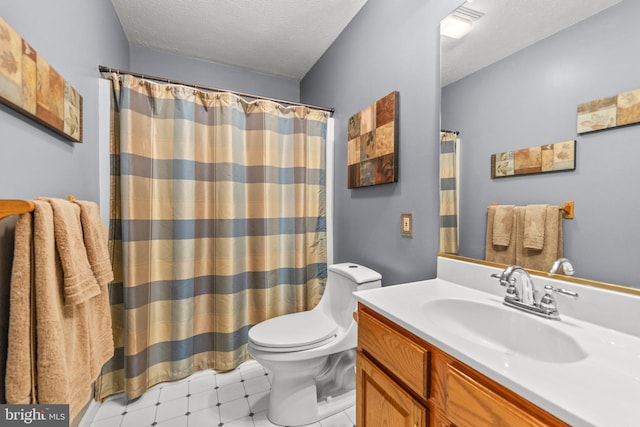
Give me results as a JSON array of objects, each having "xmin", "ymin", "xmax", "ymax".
[{"xmin": 422, "ymin": 298, "xmax": 588, "ymax": 363}]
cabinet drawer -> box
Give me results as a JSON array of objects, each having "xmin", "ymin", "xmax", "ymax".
[
  {"xmin": 446, "ymin": 365, "xmax": 549, "ymax": 427},
  {"xmin": 358, "ymin": 307, "xmax": 430, "ymax": 398}
]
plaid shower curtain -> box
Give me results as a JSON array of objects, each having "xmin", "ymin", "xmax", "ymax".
[
  {"xmin": 439, "ymin": 131, "xmax": 459, "ymax": 254},
  {"xmin": 96, "ymin": 74, "xmax": 328, "ymax": 400}
]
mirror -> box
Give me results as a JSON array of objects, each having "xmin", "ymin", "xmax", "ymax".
[{"xmin": 440, "ymin": 0, "xmax": 640, "ymax": 289}]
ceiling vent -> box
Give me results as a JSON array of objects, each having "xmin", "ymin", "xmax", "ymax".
[
  {"xmin": 441, "ymin": 5, "xmax": 484, "ymax": 39},
  {"xmin": 453, "ymin": 5, "xmax": 484, "ymax": 22}
]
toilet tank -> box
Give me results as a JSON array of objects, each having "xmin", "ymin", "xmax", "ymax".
[{"xmin": 316, "ymin": 263, "xmax": 382, "ymax": 328}]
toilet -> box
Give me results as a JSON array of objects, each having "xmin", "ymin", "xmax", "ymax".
[{"xmin": 248, "ymin": 263, "xmax": 382, "ymax": 426}]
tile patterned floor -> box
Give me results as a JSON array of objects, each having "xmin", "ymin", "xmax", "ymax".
[{"xmin": 87, "ymin": 360, "xmax": 356, "ymax": 427}]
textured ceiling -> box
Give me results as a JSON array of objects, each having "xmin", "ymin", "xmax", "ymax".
[
  {"xmin": 111, "ymin": 0, "xmax": 623, "ymax": 84},
  {"xmin": 111, "ymin": 0, "xmax": 368, "ymax": 80},
  {"xmin": 441, "ymin": 0, "xmax": 623, "ymax": 87}
]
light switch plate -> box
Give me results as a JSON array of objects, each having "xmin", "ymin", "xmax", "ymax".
[{"xmin": 401, "ymin": 212, "xmax": 412, "ymax": 237}]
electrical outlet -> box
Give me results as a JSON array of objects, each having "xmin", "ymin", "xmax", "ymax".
[{"xmin": 401, "ymin": 212, "xmax": 412, "ymax": 237}]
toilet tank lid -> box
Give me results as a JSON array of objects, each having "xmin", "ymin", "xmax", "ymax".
[{"xmin": 329, "ymin": 263, "xmax": 382, "ymax": 284}]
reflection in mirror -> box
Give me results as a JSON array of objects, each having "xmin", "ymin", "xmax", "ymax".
[{"xmin": 440, "ymin": 0, "xmax": 640, "ymax": 289}]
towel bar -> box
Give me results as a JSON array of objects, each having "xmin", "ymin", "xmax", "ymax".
[
  {"xmin": 0, "ymin": 196, "xmax": 77, "ymax": 220},
  {"xmin": 489, "ymin": 201, "xmax": 574, "ymax": 220},
  {"xmin": 0, "ymin": 200, "xmax": 35, "ymax": 220}
]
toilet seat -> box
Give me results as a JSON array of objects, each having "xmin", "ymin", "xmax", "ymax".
[{"xmin": 249, "ymin": 310, "xmax": 338, "ymax": 353}]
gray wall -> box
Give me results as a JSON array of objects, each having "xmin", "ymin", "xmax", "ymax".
[
  {"xmin": 0, "ymin": 0, "xmax": 129, "ymax": 404},
  {"xmin": 130, "ymin": 45, "xmax": 300, "ymax": 102},
  {"xmin": 301, "ymin": 0, "xmax": 462, "ymax": 285},
  {"xmin": 441, "ymin": 0, "xmax": 640, "ymax": 288},
  {"xmin": 0, "ymin": 1, "xmax": 129, "ymax": 201}
]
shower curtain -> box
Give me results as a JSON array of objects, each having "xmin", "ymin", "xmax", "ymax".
[
  {"xmin": 439, "ymin": 131, "xmax": 459, "ymax": 254},
  {"xmin": 96, "ymin": 74, "xmax": 328, "ymax": 400}
]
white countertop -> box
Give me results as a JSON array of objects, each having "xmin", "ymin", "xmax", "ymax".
[{"xmin": 354, "ymin": 258, "xmax": 640, "ymax": 427}]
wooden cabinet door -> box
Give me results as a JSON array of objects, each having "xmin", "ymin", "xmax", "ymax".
[{"xmin": 356, "ymin": 352, "xmax": 427, "ymax": 427}]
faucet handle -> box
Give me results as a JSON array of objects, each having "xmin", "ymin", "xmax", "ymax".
[
  {"xmin": 544, "ymin": 284, "xmax": 579, "ymax": 298},
  {"xmin": 540, "ymin": 285, "xmax": 578, "ymax": 316},
  {"xmin": 490, "ymin": 273, "xmax": 504, "ymax": 283},
  {"xmin": 491, "ymin": 271, "xmax": 519, "ymax": 300},
  {"xmin": 491, "ymin": 272, "xmax": 512, "ymax": 287}
]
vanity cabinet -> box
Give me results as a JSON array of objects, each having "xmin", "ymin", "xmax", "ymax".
[{"xmin": 356, "ymin": 304, "xmax": 569, "ymax": 427}]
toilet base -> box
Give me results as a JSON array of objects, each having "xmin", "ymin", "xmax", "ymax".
[
  {"xmin": 268, "ymin": 387, "xmax": 355, "ymax": 427},
  {"xmin": 259, "ymin": 353, "xmax": 356, "ymax": 426}
]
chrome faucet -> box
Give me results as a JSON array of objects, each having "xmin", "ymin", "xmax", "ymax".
[
  {"xmin": 491, "ymin": 265, "xmax": 578, "ymax": 320},
  {"xmin": 549, "ymin": 258, "xmax": 575, "ymax": 276},
  {"xmin": 490, "ymin": 266, "xmax": 535, "ymax": 304}
]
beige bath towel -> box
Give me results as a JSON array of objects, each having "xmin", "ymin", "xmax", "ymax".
[
  {"xmin": 516, "ymin": 205, "xmax": 562, "ymax": 272},
  {"xmin": 492, "ymin": 205, "xmax": 514, "ymax": 246},
  {"xmin": 6, "ymin": 200, "xmax": 115, "ymax": 423},
  {"xmin": 485, "ymin": 205, "xmax": 517, "ymax": 265},
  {"xmin": 73, "ymin": 200, "xmax": 114, "ymax": 287},
  {"xmin": 72, "ymin": 200, "xmax": 115, "ymax": 378},
  {"xmin": 5, "ymin": 212, "xmax": 36, "ymax": 404},
  {"xmin": 39, "ymin": 197, "xmax": 100, "ymax": 305},
  {"xmin": 523, "ymin": 204, "xmax": 548, "ymax": 250}
]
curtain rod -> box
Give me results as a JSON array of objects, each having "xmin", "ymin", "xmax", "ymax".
[
  {"xmin": 440, "ymin": 129, "xmax": 459, "ymax": 135},
  {"xmin": 98, "ymin": 65, "xmax": 335, "ymax": 115}
]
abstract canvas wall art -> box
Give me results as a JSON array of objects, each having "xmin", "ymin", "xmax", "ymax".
[
  {"xmin": 577, "ymin": 86, "xmax": 640, "ymax": 134},
  {"xmin": 0, "ymin": 16, "xmax": 82, "ymax": 142},
  {"xmin": 491, "ymin": 140, "xmax": 575, "ymax": 178},
  {"xmin": 347, "ymin": 91, "xmax": 398, "ymax": 188}
]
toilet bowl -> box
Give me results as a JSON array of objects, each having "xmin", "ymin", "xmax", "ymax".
[{"xmin": 248, "ymin": 263, "xmax": 382, "ymax": 426}]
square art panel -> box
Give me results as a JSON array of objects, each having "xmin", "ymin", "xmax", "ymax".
[
  {"xmin": 577, "ymin": 97, "xmax": 616, "ymax": 133},
  {"xmin": 0, "ymin": 17, "xmax": 82, "ymax": 142},
  {"xmin": 347, "ymin": 91, "xmax": 398, "ymax": 188},
  {"xmin": 491, "ymin": 140, "xmax": 575, "ymax": 178},
  {"xmin": 617, "ymin": 88, "xmax": 640, "ymax": 127}
]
